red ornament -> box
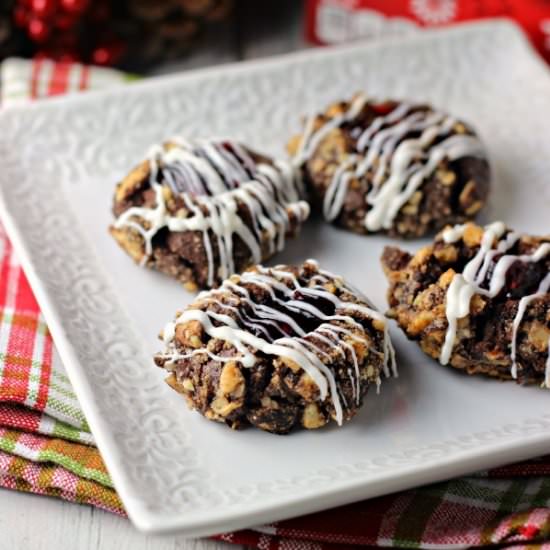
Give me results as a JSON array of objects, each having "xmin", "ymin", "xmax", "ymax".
[
  {"xmin": 30, "ymin": 0, "xmax": 58, "ymax": 18},
  {"xmin": 59, "ymin": 0, "xmax": 89, "ymax": 14},
  {"xmin": 13, "ymin": 5, "xmax": 30, "ymax": 27},
  {"xmin": 54, "ymin": 13, "xmax": 78, "ymax": 30},
  {"xmin": 91, "ymin": 46, "xmax": 108, "ymax": 65},
  {"xmin": 91, "ymin": 40, "xmax": 124, "ymax": 66},
  {"xmin": 57, "ymin": 51, "xmax": 80, "ymax": 63},
  {"xmin": 27, "ymin": 17, "xmax": 50, "ymax": 42}
]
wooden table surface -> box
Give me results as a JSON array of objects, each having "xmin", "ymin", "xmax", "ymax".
[{"xmin": 4, "ymin": 2, "xmax": 307, "ymax": 549}]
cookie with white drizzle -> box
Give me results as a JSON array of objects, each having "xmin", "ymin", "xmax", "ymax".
[
  {"xmin": 154, "ymin": 260, "xmax": 397, "ymax": 434},
  {"xmin": 110, "ymin": 138, "xmax": 310, "ymax": 290},
  {"xmin": 288, "ymin": 93, "xmax": 491, "ymax": 238},
  {"xmin": 382, "ymin": 222, "xmax": 550, "ymax": 386}
]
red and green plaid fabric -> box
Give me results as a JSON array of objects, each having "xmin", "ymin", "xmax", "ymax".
[
  {"xmin": 0, "ymin": 57, "xmax": 549, "ymax": 549},
  {"xmin": 0, "ymin": 450, "xmax": 123, "ymax": 516},
  {"xmin": 0, "ymin": 403, "xmax": 93, "ymax": 445},
  {"xmin": 0, "ymin": 222, "xmax": 91, "ymax": 438},
  {"xmin": 0, "ymin": 427, "xmax": 110, "ymax": 487}
]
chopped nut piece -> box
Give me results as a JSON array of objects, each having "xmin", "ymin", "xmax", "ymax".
[
  {"xmin": 219, "ymin": 362, "xmax": 245, "ymax": 397},
  {"xmin": 182, "ymin": 378, "xmax": 195, "ymax": 392},
  {"xmin": 175, "ymin": 321, "xmax": 203, "ymax": 348},
  {"xmin": 302, "ymin": 403, "xmax": 327, "ymax": 429}
]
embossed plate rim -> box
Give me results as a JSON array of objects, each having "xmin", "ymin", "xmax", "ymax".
[{"xmin": 1, "ymin": 20, "xmax": 550, "ymax": 536}]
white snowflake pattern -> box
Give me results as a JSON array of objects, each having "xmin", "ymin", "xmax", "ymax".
[{"xmin": 410, "ymin": 0, "xmax": 457, "ymax": 25}]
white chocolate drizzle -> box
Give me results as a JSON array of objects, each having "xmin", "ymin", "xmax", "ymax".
[
  {"xmin": 293, "ymin": 95, "xmax": 369, "ymax": 166},
  {"xmin": 440, "ymin": 223, "xmax": 550, "ymax": 382},
  {"xmin": 160, "ymin": 261, "xmax": 396, "ymax": 425},
  {"xmin": 293, "ymin": 94, "xmax": 487, "ymax": 232},
  {"xmin": 511, "ymin": 273, "xmax": 550, "ymax": 381},
  {"xmin": 114, "ymin": 138, "xmax": 309, "ymax": 286}
]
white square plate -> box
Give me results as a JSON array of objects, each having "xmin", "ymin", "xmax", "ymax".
[{"xmin": 0, "ymin": 20, "xmax": 549, "ymax": 537}]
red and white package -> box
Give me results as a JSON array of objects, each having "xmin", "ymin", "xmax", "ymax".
[{"xmin": 306, "ymin": 0, "xmax": 550, "ymax": 64}]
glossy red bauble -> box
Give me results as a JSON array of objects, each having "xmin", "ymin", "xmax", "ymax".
[
  {"xmin": 91, "ymin": 40, "xmax": 124, "ymax": 65},
  {"xmin": 13, "ymin": 5, "xmax": 30, "ymax": 27},
  {"xmin": 30, "ymin": 0, "xmax": 58, "ymax": 18},
  {"xmin": 27, "ymin": 17, "xmax": 50, "ymax": 42},
  {"xmin": 59, "ymin": 0, "xmax": 89, "ymax": 14}
]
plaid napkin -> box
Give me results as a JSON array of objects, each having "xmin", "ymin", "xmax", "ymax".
[
  {"xmin": 0, "ymin": 57, "xmax": 131, "ymax": 106},
  {"xmin": 1, "ymin": 57, "xmax": 549, "ymax": 549},
  {"xmin": 0, "ymin": 220, "xmax": 124, "ymax": 512}
]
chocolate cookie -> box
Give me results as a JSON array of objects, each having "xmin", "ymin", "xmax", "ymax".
[
  {"xmin": 155, "ymin": 260, "xmax": 396, "ymax": 433},
  {"xmin": 110, "ymin": 138, "xmax": 310, "ymax": 290},
  {"xmin": 382, "ymin": 222, "xmax": 550, "ymax": 386},
  {"xmin": 288, "ymin": 93, "xmax": 490, "ymax": 238}
]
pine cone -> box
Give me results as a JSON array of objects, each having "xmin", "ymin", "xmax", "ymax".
[{"xmin": 121, "ymin": 0, "xmax": 233, "ymax": 69}]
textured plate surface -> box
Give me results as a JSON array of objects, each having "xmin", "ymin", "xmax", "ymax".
[{"xmin": 0, "ymin": 20, "xmax": 549, "ymax": 536}]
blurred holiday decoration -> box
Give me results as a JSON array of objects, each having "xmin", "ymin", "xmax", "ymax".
[
  {"xmin": 0, "ymin": 1, "xmax": 23, "ymax": 59},
  {"xmin": 9, "ymin": 0, "xmax": 233, "ymax": 70},
  {"xmin": 306, "ymin": 0, "xmax": 550, "ymax": 65}
]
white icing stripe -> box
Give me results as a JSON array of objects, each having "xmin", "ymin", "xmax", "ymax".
[
  {"xmin": 318, "ymin": 326, "xmax": 362, "ymax": 404},
  {"xmin": 239, "ymin": 272, "xmax": 397, "ymax": 379},
  {"xmin": 356, "ymin": 102, "xmax": 412, "ymax": 152},
  {"xmin": 474, "ymin": 232, "xmax": 520, "ymax": 286},
  {"xmin": 323, "ymin": 156, "xmax": 357, "ymax": 222},
  {"xmin": 511, "ymin": 272, "xmax": 550, "ymax": 379},
  {"xmin": 442, "ymin": 223, "xmax": 467, "ymax": 243},
  {"xmin": 114, "ymin": 138, "xmax": 309, "ymax": 285},
  {"xmin": 440, "ymin": 274, "xmax": 476, "ymax": 365},
  {"xmin": 441, "ymin": 222, "xmax": 512, "ymax": 364},
  {"xmin": 440, "ymin": 222, "xmax": 550, "ymax": 378},
  {"xmin": 293, "ymin": 94, "xmax": 369, "ymax": 166},
  {"xmin": 162, "ymin": 264, "xmax": 397, "ymax": 425},
  {"xmin": 359, "ymin": 111, "xmax": 445, "ymax": 184},
  {"xmin": 458, "ymin": 222, "xmax": 507, "ymax": 291},
  {"xmin": 293, "ymin": 97, "xmax": 487, "ymax": 232},
  {"xmin": 365, "ymin": 132, "xmax": 485, "ymax": 232}
]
